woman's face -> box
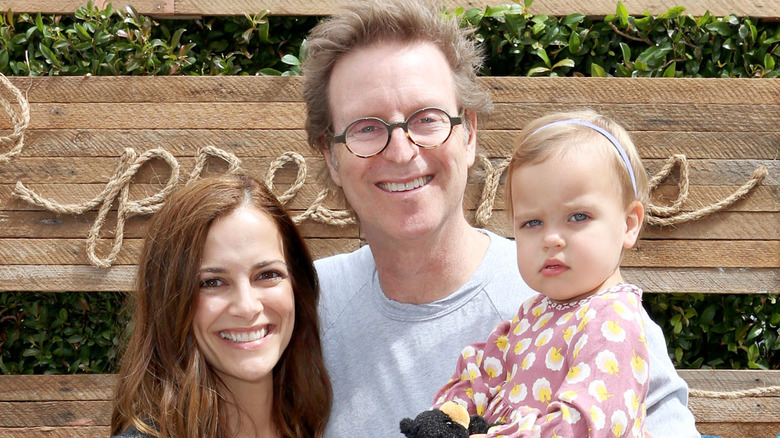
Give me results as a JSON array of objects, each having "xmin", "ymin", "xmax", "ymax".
[{"xmin": 193, "ymin": 205, "xmax": 295, "ymax": 390}]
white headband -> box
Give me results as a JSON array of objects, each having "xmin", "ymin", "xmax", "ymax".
[{"xmin": 532, "ymin": 119, "xmax": 638, "ymax": 198}]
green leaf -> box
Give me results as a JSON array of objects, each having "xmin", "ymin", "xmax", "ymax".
[
  {"xmin": 659, "ymin": 6, "xmax": 686, "ymax": 20},
  {"xmin": 568, "ymin": 32, "xmax": 581, "ymax": 54},
  {"xmin": 619, "ymin": 42, "xmax": 631, "ymax": 63},
  {"xmin": 39, "ymin": 43, "xmax": 62, "ymax": 69},
  {"xmin": 281, "ymin": 54, "xmax": 300, "ymax": 66},
  {"xmin": 534, "ymin": 48, "xmax": 551, "ymax": 67},
  {"xmin": 171, "ymin": 28, "xmax": 185, "ymax": 49},
  {"xmin": 764, "ymin": 54, "xmax": 776, "ymax": 71},
  {"xmin": 616, "ymin": 2, "xmax": 629, "ymax": 27},
  {"xmin": 706, "ymin": 21, "xmax": 734, "ymax": 37},
  {"xmin": 561, "ymin": 13, "xmax": 585, "ymax": 28},
  {"xmin": 75, "ymin": 23, "xmax": 91, "ymax": 40},
  {"xmin": 746, "ymin": 325, "xmax": 763, "ymax": 342},
  {"xmin": 738, "ymin": 24, "xmax": 749, "ymax": 39},
  {"xmin": 552, "ymin": 58, "xmax": 575, "ymax": 69},
  {"xmin": 662, "ymin": 63, "xmax": 676, "ymax": 77},
  {"xmin": 527, "ymin": 66, "xmax": 550, "ymax": 76},
  {"xmin": 590, "ymin": 62, "xmax": 607, "ymax": 77}
]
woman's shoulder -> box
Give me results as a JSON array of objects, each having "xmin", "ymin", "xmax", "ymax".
[{"xmin": 111, "ymin": 426, "xmax": 154, "ymax": 438}]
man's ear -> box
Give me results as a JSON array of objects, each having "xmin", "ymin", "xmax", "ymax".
[
  {"xmin": 464, "ymin": 109, "xmax": 478, "ymax": 168},
  {"xmin": 320, "ymin": 137, "xmax": 343, "ymax": 187},
  {"xmin": 623, "ymin": 200, "xmax": 645, "ymax": 249}
]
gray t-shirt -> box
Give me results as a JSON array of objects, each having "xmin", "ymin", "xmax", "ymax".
[{"xmin": 316, "ymin": 229, "xmax": 699, "ymax": 437}]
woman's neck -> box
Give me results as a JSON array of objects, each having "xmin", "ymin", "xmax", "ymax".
[{"xmin": 221, "ymin": 376, "xmax": 279, "ymax": 438}]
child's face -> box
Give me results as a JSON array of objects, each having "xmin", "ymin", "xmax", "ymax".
[{"xmin": 510, "ymin": 147, "xmax": 641, "ymax": 302}]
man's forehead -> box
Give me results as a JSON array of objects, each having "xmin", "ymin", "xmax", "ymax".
[{"xmin": 327, "ymin": 41, "xmax": 458, "ymax": 122}]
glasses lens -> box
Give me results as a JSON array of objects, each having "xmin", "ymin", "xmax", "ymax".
[
  {"xmin": 408, "ymin": 108, "xmax": 452, "ymax": 147},
  {"xmin": 345, "ymin": 118, "xmax": 387, "ymax": 156}
]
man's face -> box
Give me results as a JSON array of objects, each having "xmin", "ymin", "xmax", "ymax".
[{"xmin": 326, "ymin": 40, "xmax": 477, "ymax": 245}]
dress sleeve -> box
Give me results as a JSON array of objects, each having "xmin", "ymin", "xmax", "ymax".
[
  {"xmin": 432, "ymin": 319, "xmax": 516, "ymax": 419},
  {"xmin": 487, "ymin": 292, "xmax": 653, "ymax": 437}
]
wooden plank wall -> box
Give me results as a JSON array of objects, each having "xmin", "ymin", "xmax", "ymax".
[
  {"xmin": 1, "ymin": 0, "xmax": 778, "ymax": 18},
  {"xmin": 0, "ymin": 73, "xmax": 778, "ymax": 436},
  {"xmin": 0, "ymin": 76, "xmax": 777, "ymax": 438},
  {"xmin": 4, "ymin": 371, "xmax": 779, "ymax": 438},
  {"xmin": 0, "ymin": 76, "xmax": 777, "ymax": 295}
]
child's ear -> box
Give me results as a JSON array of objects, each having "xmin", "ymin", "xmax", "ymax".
[{"xmin": 623, "ymin": 200, "xmax": 644, "ymax": 249}]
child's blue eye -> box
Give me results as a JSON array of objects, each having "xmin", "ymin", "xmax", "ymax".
[
  {"xmin": 571, "ymin": 213, "xmax": 588, "ymax": 222},
  {"xmin": 523, "ymin": 219, "xmax": 542, "ymax": 228}
]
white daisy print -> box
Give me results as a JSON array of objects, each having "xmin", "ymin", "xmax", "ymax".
[
  {"xmin": 532, "ymin": 377, "xmax": 552, "ymax": 405},
  {"xmin": 601, "ymin": 320, "xmax": 626, "ymax": 342},
  {"xmin": 596, "ymin": 350, "xmax": 620, "ymax": 376},
  {"xmin": 565, "ymin": 362, "xmax": 591, "ymax": 384}
]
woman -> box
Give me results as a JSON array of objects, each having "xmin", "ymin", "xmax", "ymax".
[{"xmin": 111, "ymin": 174, "xmax": 331, "ymax": 438}]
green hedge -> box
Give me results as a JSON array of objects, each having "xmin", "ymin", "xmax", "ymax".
[
  {"xmin": 0, "ymin": 1, "xmax": 778, "ymax": 373},
  {"xmin": 2, "ymin": 292, "xmax": 778, "ymax": 373},
  {"xmin": 0, "ymin": 1, "xmax": 777, "ymax": 77},
  {"xmin": 0, "ymin": 292, "xmax": 128, "ymax": 374}
]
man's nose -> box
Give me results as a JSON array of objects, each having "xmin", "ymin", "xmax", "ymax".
[{"xmin": 381, "ymin": 125, "xmax": 419, "ymax": 164}]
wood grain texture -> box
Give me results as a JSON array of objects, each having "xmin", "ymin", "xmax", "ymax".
[
  {"xmin": 0, "ymin": 266, "xmax": 775, "ymax": 294},
  {"xmin": 0, "ymin": 375, "xmax": 115, "ymax": 401},
  {"xmin": 4, "ymin": 184, "xmax": 774, "ymax": 213},
  {"xmin": 4, "ymin": 101, "xmax": 778, "ymax": 133},
  {"xmin": 1, "ymin": 0, "xmax": 778, "ymax": 17},
  {"xmin": 624, "ymin": 267, "xmax": 778, "ymax": 294},
  {"xmin": 0, "ymin": 210, "xmax": 358, "ymax": 239},
  {"xmin": 461, "ymin": 185, "xmax": 778, "ymax": 213},
  {"xmin": 478, "ymin": 211, "xmax": 780, "ymax": 240},
  {"xmin": 678, "ymin": 369, "xmax": 780, "ymax": 391},
  {"xmin": 0, "ymin": 426, "xmax": 110, "ymax": 438},
  {"xmin": 0, "ymin": 238, "xmax": 774, "ymax": 267},
  {"xmin": 6, "ymin": 77, "xmax": 778, "ymax": 105},
  {"xmin": 0, "ymin": 0, "xmax": 166, "ymax": 15},
  {"xmin": 1, "ymin": 209, "xmax": 776, "ymax": 241},
  {"xmin": 0, "ymin": 401, "xmax": 110, "ymax": 427},
  {"xmin": 2, "ymin": 371, "xmax": 779, "ymax": 438},
  {"xmin": 3, "ymin": 128, "xmax": 776, "ymax": 160},
  {"xmin": 0, "ymin": 236, "xmax": 366, "ymax": 265},
  {"xmin": 1, "ymin": 157, "xmax": 774, "ymax": 186}
]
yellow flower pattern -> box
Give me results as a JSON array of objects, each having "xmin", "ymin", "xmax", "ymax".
[{"xmin": 433, "ymin": 284, "xmax": 653, "ymax": 437}]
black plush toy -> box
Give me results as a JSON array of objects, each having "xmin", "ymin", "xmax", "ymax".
[{"xmin": 400, "ymin": 401, "xmax": 491, "ymax": 438}]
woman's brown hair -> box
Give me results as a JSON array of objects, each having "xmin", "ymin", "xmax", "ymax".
[{"xmin": 111, "ymin": 174, "xmax": 331, "ymax": 438}]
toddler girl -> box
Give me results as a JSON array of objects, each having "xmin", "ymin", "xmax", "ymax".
[{"xmin": 432, "ymin": 110, "xmax": 653, "ymax": 437}]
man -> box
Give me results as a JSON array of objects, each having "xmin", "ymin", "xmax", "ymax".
[{"xmin": 302, "ymin": 0, "xmax": 700, "ymax": 436}]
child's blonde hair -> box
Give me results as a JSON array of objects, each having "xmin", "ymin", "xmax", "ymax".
[{"xmin": 505, "ymin": 109, "xmax": 650, "ymax": 220}]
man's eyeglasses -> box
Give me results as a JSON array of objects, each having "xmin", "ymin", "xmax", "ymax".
[{"xmin": 332, "ymin": 107, "xmax": 462, "ymax": 158}]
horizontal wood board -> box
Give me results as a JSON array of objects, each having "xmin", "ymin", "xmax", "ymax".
[
  {"xmin": 1, "ymin": 371, "xmax": 778, "ymax": 437},
  {"xmin": 1, "ymin": 0, "xmax": 778, "ymax": 18},
  {"xmin": 0, "ymin": 76, "xmax": 776, "ymax": 293}
]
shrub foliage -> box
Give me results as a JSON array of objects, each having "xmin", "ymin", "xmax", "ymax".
[
  {"xmin": 0, "ymin": 292, "xmax": 128, "ymax": 374},
  {"xmin": 0, "ymin": 0, "xmax": 777, "ymax": 77},
  {"xmin": 0, "ymin": 1, "xmax": 777, "ymax": 373},
  {"xmin": 461, "ymin": 1, "xmax": 779, "ymax": 77}
]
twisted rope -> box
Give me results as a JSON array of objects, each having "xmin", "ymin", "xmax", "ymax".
[
  {"xmin": 12, "ymin": 147, "xmax": 359, "ymax": 267},
  {"xmin": 472, "ymin": 153, "xmax": 768, "ymax": 228},
  {"xmin": 646, "ymin": 154, "xmax": 768, "ymax": 226},
  {"xmin": 474, "ymin": 155, "xmax": 511, "ymax": 226},
  {"xmin": 13, "ymin": 147, "xmax": 241, "ymax": 268},
  {"xmin": 0, "ymin": 73, "xmax": 29, "ymax": 165},
  {"xmin": 690, "ymin": 385, "xmax": 780, "ymax": 399},
  {"xmin": 263, "ymin": 151, "xmax": 355, "ymax": 226}
]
